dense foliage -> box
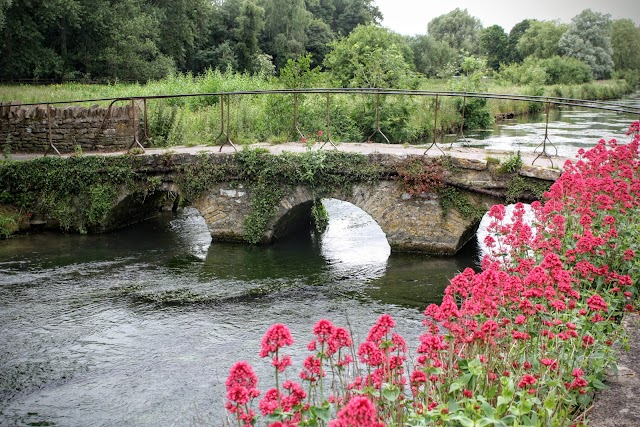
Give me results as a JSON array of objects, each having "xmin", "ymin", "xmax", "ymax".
[
  {"xmin": 224, "ymin": 122, "xmax": 640, "ymax": 426},
  {"xmin": 0, "ymin": 0, "xmax": 380, "ymax": 81},
  {"xmin": 1, "ymin": 2, "xmax": 638, "ymax": 83}
]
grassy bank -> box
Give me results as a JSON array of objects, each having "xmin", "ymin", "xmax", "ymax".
[{"xmin": 1, "ymin": 72, "xmax": 636, "ymax": 147}]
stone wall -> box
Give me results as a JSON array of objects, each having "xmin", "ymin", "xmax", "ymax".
[{"xmin": 0, "ymin": 102, "xmax": 142, "ymax": 153}]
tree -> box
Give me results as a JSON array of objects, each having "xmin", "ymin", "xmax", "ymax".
[
  {"xmin": 98, "ymin": 0, "xmax": 175, "ymax": 81},
  {"xmin": 427, "ymin": 8, "xmax": 482, "ymax": 54},
  {"xmin": 480, "ymin": 25, "xmax": 508, "ymax": 71},
  {"xmin": 0, "ymin": 0, "xmax": 12, "ymax": 30},
  {"xmin": 409, "ymin": 35, "xmax": 458, "ymax": 77},
  {"xmin": 235, "ymin": 0, "xmax": 266, "ymax": 72},
  {"xmin": 261, "ymin": 0, "xmax": 312, "ymax": 70},
  {"xmin": 333, "ymin": 0, "xmax": 382, "ymax": 36},
  {"xmin": 506, "ymin": 19, "xmax": 532, "ymax": 64},
  {"xmin": 305, "ymin": 18, "xmax": 335, "ymax": 67},
  {"xmin": 151, "ymin": 0, "xmax": 213, "ymax": 71},
  {"xmin": 324, "ymin": 24, "xmax": 415, "ymax": 88},
  {"xmin": 611, "ymin": 19, "xmax": 640, "ymax": 71},
  {"xmin": 558, "ymin": 9, "xmax": 614, "ymax": 79},
  {"xmin": 516, "ymin": 20, "xmax": 568, "ymax": 59}
]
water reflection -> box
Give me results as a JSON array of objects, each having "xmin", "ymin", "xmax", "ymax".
[{"xmin": 448, "ymin": 92, "xmax": 640, "ymax": 157}]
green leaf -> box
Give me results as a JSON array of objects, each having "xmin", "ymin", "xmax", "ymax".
[
  {"xmin": 592, "ymin": 378, "xmax": 608, "ymax": 390},
  {"xmin": 497, "ymin": 395, "xmax": 512, "ymax": 407},
  {"xmin": 450, "ymin": 415, "xmax": 475, "ymax": 427},
  {"xmin": 312, "ymin": 405, "xmax": 332, "ymax": 422},
  {"xmin": 382, "ymin": 383, "xmax": 401, "ymax": 402}
]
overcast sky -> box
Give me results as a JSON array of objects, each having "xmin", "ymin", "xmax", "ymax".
[{"xmin": 375, "ymin": 0, "xmax": 640, "ymax": 35}]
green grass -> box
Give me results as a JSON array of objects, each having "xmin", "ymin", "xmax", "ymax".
[{"xmin": 1, "ymin": 73, "xmax": 635, "ymax": 147}]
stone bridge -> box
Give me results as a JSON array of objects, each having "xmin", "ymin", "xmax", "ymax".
[{"xmin": 107, "ymin": 145, "xmax": 560, "ymax": 255}]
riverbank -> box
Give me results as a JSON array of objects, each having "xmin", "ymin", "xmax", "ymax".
[
  {"xmin": 589, "ymin": 313, "xmax": 640, "ymax": 427},
  {"xmin": 1, "ymin": 77, "xmax": 636, "ymax": 147}
]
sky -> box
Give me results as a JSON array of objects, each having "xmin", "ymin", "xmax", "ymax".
[{"xmin": 375, "ymin": 0, "xmax": 640, "ymax": 36}]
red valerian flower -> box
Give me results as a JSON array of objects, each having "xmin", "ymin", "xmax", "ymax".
[
  {"xmin": 260, "ymin": 324, "xmax": 294, "ymax": 357},
  {"xmin": 518, "ymin": 374, "xmax": 537, "ymax": 388},
  {"xmin": 328, "ymin": 396, "xmax": 384, "ymax": 427},
  {"xmin": 586, "ymin": 294, "xmax": 608, "ymax": 312}
]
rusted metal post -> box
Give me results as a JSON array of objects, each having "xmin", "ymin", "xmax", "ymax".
[
  {"xmin": 455, "ymin": 95, "xmax": 467, "ymax": 146},
  {"xmin": 320, "ymin": 92, "xmax": 337, "ymax": 149},
  {"xmin": 533, "ymin": 100, "xmax": 558, "ymax": 167},
  {"xmin": 44, "ymin": 103, "xmax": 61, "ymax": 157},
  {"xmin": 365, "ymin": 91, "xmax": 390, "ymax": 143},
  {"xmin": 143, "ymin": 98, "xmax": 148, "ymax": 140},
  {"xmin": 293, "ymin": 92, "xmax": 304, "ymax": 140},
  {"xmin": 424, "ymin": 94, "xmax": 445, "ymax": 155},
  {"xmin": 129, "ymin": 98, "xmax": 145, "ymax": 152},
  {"xmin": 218, "ymin": 94, "xmax": 237, "ymax": 152}
]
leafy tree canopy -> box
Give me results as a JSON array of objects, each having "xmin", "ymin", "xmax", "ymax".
[
  {"xmin": 517, "ymin": 20, "xmax": 568, "ymax": 59},
  {"xmin": 408, "ymin": 35, "xmax": 459, "ymax": 78},
  {"xmin": 611, "ymin": 19, "xmax": 640, "ymax": 71},
  {"xmin": 558, "ymin": 9, "xmax": 614, "ymax": 79},
  {"xmin": 323, "ymin": 25, "xmax": 416, "ymax": 88},
  {"xmin": 427, "ymin": 8, "xmax": 482, "ymax": 54},
  {"xmin": 480, "ymin": 25, "xmax": 509, "ymax": 71}
]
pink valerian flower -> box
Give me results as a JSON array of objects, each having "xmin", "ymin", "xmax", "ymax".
[
  {"xmin": 328, "ymin": 396, "xmax": 384, "ymax": 427},
  {"xmin": 540, "ymin": 358, "xmax": 559, "ymax": 370},
  {"xmin": 366, "ymin": 314, "xmax": 395, "ymax": 343},
  {"xmin": 259, "ymin": 381, "xmax": 306, "ymax": 416},
  {"xmin": 299, "ymin": 355, "xmax": 324, "ymax": 383},
  {"xmin": 226, "ymin": 361, "xmax": 259, "ymax": 390},
  {"xmin": 626, "ymin": 120, "xmax": 640, "ymax": 136},
  {"xmin": 272, "ymin": 355, "xmax": 292, "ymax": 372},
  {"xmin": 518, "ymin": 374, "xmax": 537, "ymax": 388},
  {"xmin": 225, "ymin": 361, "xmax": 260, "ymax": 424},
  {"xmin": 260, "ymin": 324, "xmax": 294, "ymax": 358},
  {"xmin": 358, "ymin": 341, "xmax": 385, "ymax": 367},
  {"xmin": 488, "ymin": 204, "xmax": 506, "ymax": 221},
  {"xmin": 586, "ymin": 294, "xmax": 609, "ymax": 312},
  {"xmin": 624, "ymin": 249, "xmax": 635, "ymax": 261},
  {"xmin": 313, "ymin": 319, "xmax": 335, "ymax": 344}
]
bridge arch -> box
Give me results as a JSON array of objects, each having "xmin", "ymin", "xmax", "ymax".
[{"xmin": 189, "ymin": 179, "xmax": 497, "ymax": 255}]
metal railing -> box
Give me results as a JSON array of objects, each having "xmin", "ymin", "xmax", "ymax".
[{"xmin": 7, "ymin": 88, "xmax": 640, "ymax": 165}]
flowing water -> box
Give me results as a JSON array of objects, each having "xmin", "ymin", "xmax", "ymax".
[
  {"xmin": 447, "ymin": 92, "xmax": 640, "ymax": 157},
  {"xmin": 0, "ymin": 201, "xmax": 477, "ymax": 427},
  {"xmin": 1, "ymin": 94, "xmax": 639, "ymax": 426}
]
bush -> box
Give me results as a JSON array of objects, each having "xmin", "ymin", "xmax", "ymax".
[
  {"xmin": 499, "ymin": 56, "xmax": 593, "ymax": 86},
  {"xmin": 539, "ymin": 56, "xmax": 593, "ymax": 85}
]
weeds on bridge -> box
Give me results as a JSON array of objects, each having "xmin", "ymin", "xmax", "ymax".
[
  {"xmin": 223, "ymin": 124, "xmax": 640, "ymax": 426},
  {"xmin": 0, "ymin": 155, "xmax": 161, "ymax": 234}
]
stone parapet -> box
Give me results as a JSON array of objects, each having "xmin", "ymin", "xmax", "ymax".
[{"xmin": 0, "ymin": 102, "xmax": 142, "ymax": 153}]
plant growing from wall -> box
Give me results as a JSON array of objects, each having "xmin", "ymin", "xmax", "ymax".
[
  {"xmin": 506, "ymin": 175, "xmax": 551, "ymax": 203},
  {"xmin": 498, "ymin": 150, "xmax": 523, "ymax": 174},
  {"xmin": 0, "ymin": 156, "xmax": 162, "ymax": 235},
  {"xmin": 396, "ymin": 156, "xmax": 445, "ymax": 196}
]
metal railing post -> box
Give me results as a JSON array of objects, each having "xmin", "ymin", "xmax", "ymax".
[
  {"xmin": 44, "ymin": 103, "xmax": 61, "ymax": 157},
  {"xmin": 216, "ymin": 93, "xmax": 237, "ymax": 152},
  {"xmin": 533, "ymin": 100, "xmax": 558, "ymax": 166},
  {"xmin": 320, "ymin": 92, "xmax": 337, "ymax": 149},
  {"xmin": 365, "ymin": 90, "xmax": 390, "ymax": 143},
  {"xmin": 424, "ymin": 94, "xmax": 445, "ymax": 155}
]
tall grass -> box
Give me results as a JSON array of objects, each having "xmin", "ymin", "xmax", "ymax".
[{"xmin": 1, "ymin": 72, "xmax": 636, "ymax": 146}]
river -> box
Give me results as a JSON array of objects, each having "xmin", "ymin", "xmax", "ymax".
[
  {"xmin": 447, "ymin": 91, "xmax": 640, "ymax": 157},
  {"xmin": 0, "ymin": 200, "xmax": 477, "ymax": 427},
  {"xmin": 1, "ymin": 94, "xmax": 639, "ymax": 426}
]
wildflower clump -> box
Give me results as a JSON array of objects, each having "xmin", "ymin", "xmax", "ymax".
[{"xmin": 224, "ymin": 122, "xmax": 640, "ymax": 426}]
